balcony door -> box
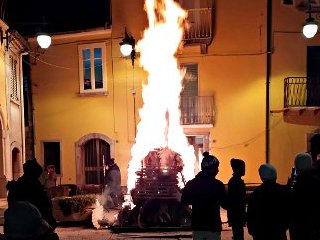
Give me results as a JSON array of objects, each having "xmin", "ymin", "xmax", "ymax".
[{"xmin": 307, "ymin": 46, "xmax": 320, "ymax": 106}]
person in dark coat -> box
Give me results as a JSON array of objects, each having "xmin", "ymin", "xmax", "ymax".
[
  {"xmin": 104, "ymin": 158, "xmax": 122, "ymax": 207},
  {"xmin": 6, "ymin": 159, "xmax": 57, "ymax": 230},
  {"xmin": 181, "ymin": 152, "xmax": 227, "ymax": 240},
  {"xmin": 247, "ymin": 163, "xmax": 290, "ymax": 240},
  {"xmin": 3, "ymin": 201, "xmax": 59, "ymax": 240},
  {"xmin": 227, "ymin": 158, "xmax": 246, "ymax": 240},
  {"xmin": 289, "ymin": 152, "xmax": 320, "ymax": 240}
]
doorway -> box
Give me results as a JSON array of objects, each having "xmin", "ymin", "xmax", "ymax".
[
  {"xmin": 83, "ymin": 138, "xmax": 110, "ymax": 185},
  {"xmin": 307, "ymin": 46, "xmax": 320, "ymax": 106},
  {"xmin": 187, "ymin": 134, "xmax": 210, "ymax": 174},
  {"xmin": 310, "ymin": 133, "xmax": 320, "ymax": 161},
  {"xmin": 12, "ymin": 147, "xmax": 21, "ymax": 180},
  {"xmin": 75, "ymin": 133, "xmax": 114, "ymax": 186}
]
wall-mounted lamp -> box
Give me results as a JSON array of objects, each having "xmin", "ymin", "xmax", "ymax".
[
  {"xmin": 119, "ymin": 28, "xmax": 136, "ymax": 66},
  {"xmin": 303, "ymin": 0, "xmax": 318, "ymax": 38},
  {"xmin": 36, "ymin": 33, "xmax": 51, "ymax": 49},
  {"xmin": 0, "ymin": 28, "xmax": 10, "ymax": 50}
]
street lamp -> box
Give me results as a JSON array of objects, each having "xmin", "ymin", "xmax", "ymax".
[
  {"xmin": 37, "ymin": 33, "xmax": 51, "ymax": 49},
  {"xmin": 119, "ymin": 28, "xmax": 136, "ymax": 66},
  {"xmin": 302, "ymin": 0, "xmax": 318, "ymax": 38}
]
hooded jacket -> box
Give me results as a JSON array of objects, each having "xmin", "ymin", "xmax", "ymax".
[{"xmin": 181, "ymin": 171, "xmax": 227, "ymax": 232}]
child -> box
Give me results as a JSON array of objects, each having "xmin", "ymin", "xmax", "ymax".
[{"xmin": 227, "ymin": 158, "xmax": 246, "ymax": 240}]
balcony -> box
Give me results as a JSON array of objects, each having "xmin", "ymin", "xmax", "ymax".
[
  {"xmin": 180, "ymin": 96, "xmax": 214, "ymax": 125},
  {"xmin": 284, "ymin": 77, "xmax": 320, "ymax": 107},
  {"xmin": 183, "ymin": 6, "xmax": 213, "ymax": 54},
  {"xmin": 284, "ymin": 77, "xmax": 308, "ymax": 107},
  {"xmin": 271, "ymin": 77, "xmax": 320, "ymax": 115}
]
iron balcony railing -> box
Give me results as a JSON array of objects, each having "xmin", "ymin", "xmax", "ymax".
[
  {"xmin": 284, "ymin": 77, "xmax": 320, "ymax": 107},
  {"xmin": 183, "ymin": 7, "xmax": 213, "ymax": 46},
  {"xmin": 180, "ymin": 96, "xmax": 214, "ymax": 125}
]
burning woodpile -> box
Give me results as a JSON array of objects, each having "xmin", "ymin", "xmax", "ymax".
[
  {"xmin": 118, "ymin": 148, "xmax": 191, "ymax": 228},
  {"xmin": 133, "ymin": 147, "xmax": 184, "ymax": 203},
  {"xmin": 116, "ymin": 0, "xmax": 196, "ymax": 229}
]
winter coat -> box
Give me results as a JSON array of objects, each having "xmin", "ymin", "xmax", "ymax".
[
  {"xmin": 227, "ymin": 174, "xmax": 246, "ymax": 225},
  {"xmin": 289, "ymin": 169, "xmax": 320, "ymax": 240},
  {"xmin": 247, "ymin": 180, "xmax": 290, "ymax": 240},
  {"xmin": 105, "ymin": 164, "xmax": 121, "ymax": 194},
  {"xmin": 6, "ymin": 175, "xmax": 57, "ymax": 229},
  {"xmin": 181, "ymin": 171, "xmax": 227, "ymax": 232}
]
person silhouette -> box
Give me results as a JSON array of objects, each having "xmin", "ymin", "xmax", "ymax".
[
  {"xmin": 181, "ymin": 152, "xmax": 227, "ymax": 240},
  {"xmin": 289, "ymin": 152, "xmax": 320, "ymax": 240},
  {"xmin": 6, "ymin": 159, "xmax": 57, "ymax": 230},
  {"xmin": 227, "ymin": 158, "xmax": 246, "ymax": 240},
  {"xmin": 104, "ymin": 158, "xmax": 122, "ymax": 208},
  {"xmin": 247, "ymin": 164, "xmax": 290, "ymax": 240}
]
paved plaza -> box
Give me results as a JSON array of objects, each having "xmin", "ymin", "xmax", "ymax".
[
  {"xmin": 0, "ymin": 206, "xmax": 253, "ymax": 240},
  {"xmin": 53, "ymin": 224, "xmax": 252, "ymax": 240}
]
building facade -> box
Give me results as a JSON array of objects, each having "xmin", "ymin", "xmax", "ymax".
[
  {"xmin": 0, "ymin": 20, "xmax": 28, "ymax": 197},
  {"xmin": 28, "ymin": 0, "xmax": 320, "ymax": 188}
]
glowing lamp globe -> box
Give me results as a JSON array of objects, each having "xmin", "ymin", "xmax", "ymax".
[
  {"xmin": 37, "ymin": 34, "xmax": 52, "ymax": 49},
  {"xmin": 120, "ymin": 43, "xmax": 133, "ymax": 57},
  {"xmin": 303, "ymin": 18, "xmax": 318, "ymax": 38}
]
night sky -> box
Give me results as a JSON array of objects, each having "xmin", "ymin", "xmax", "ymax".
[{"xmin": 4, "ymin": 0, "xmax": 111, "ymax": 37}]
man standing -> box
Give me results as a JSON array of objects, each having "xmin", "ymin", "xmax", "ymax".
[
  {"xmin": 247, "ymin": 164, "xmax": 290, "ymax": 240},
  {"xmin": 104, "ymin": 158, "xmax": 122, "ymax": 208},
  {"xmin": 181, "ymin": 152, "xmax": 227, "ymax": 240},
  {"xmin": 289, "ymin": 152, "xmax": 320, "ymax": 240}
]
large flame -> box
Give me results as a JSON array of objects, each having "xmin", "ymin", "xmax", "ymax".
[{"xmin": 126, "ymin": 0, "xmax": 196, "ymax": 201}]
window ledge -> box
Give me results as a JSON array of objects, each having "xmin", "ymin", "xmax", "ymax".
[{"xmin": 78, "ymin": 91, "xmax": 109, "ymax": 97}]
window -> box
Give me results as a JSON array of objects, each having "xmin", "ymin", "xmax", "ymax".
[
  {"xmin": 78, "ymin": 43, "xmax": 107, "ymax": 94},
  {"xmin": 9, "ymin": 55, "xmax": 19, "ymax": 101},
  {"xmin": 180, "ymin": 63, "xmax": 198, "ymax": 97},
  {"xmin": 43, "ymin": 141, "xmax": 61, "ymax": 174}
]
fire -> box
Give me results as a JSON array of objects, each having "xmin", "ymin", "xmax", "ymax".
[{"xmin": 126, "ymin": 0, "xmax": 196, "ymax": 205}]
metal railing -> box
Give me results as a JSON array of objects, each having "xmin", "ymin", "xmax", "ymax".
[
  {"xmin": 284, "ymin": 77, "xmax": 307, "ymax": 107},
  {"xmin": 284, "ymin": 77, "xmax": 320, "ymax": 107},
  {"xmin": 180, "ymin": 96, "xmax": 214, "ymax": 125},
  {"xmin": 183, "ymin": 7, "xmax": 213, "ymax": 45}
]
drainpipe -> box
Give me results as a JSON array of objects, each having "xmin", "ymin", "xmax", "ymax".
[
  {"xmin": 266, "ymin": 0, "xmax": 272, "ymax": 163},
  {"xmin": 20, "ymin": 51, "xmax": 29, "ymax": 163}
]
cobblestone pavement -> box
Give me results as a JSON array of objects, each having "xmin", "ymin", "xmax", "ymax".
[
  {"xmin": 55, "ymin": 225, "xmax": 252, "ymax": 240},
  {"xmin": 0, "ymin": 222, "xmax": 252, "ymax": 240},
  {"xmin": 0, "ymin": 205, "xmax": 253, "ymax": 240}
]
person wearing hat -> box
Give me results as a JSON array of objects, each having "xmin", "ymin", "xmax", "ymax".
[
  {"xmin": 289, "ymin": 152, "xmax": 320, "ymax": 240},
  {"xmin": 247, "ymin": 163, "xmax": 290, "ymax": 240},
  {"xmin": 227, "ymin": 158, "xmax": 246, "ymax": 240},
  {"xmin": 6, "ymin": 159, "xmax": 57, "ymax": 230},
  {"xmin": 181, "ymin": 152, "xmax": 227, "ymax": 240},
  {"xmin": 104, "ymin": 158, "xmax": 122, "ymax": 208}
]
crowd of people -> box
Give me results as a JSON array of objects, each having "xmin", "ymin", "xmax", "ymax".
[
  {"xmin": 1, "ymin": 151, "xmax": 320, "ymax": 240},
  {"xmin": 4, "ymin": 159, "xmax": 59, "ymax": 240},
  {"xmin": 181, "ymin": 151, "xmax": 320, "ymax": 240},
  {"xmin": 0, "ymin": 157, "xmax": 121, "ymax": 240}
]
